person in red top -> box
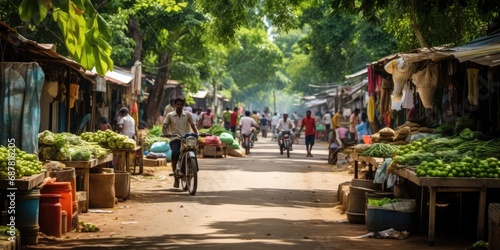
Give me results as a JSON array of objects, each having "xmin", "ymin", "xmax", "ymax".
[
  {"xmin": 298, "ymin": 110, "xmax": 316, "ymax": 157},
  {"xmin": 229, "ymin": 107, "xmax": 239, "ymax": 134}
]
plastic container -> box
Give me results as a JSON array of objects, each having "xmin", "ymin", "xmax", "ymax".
[
  {"xmin": 15, "ymin": 189, "xmax": 41, "ymax": 245},
  {"xmin": 61, "ymin": 211, "xmax": 67, "ymax": 234},
  {"xmin": 39, "ymin": 194, "xmax": 62, "ymax": 237},
  {"xmin": 49, "ymin": 168, "xmax": 77, "ymax": 203},
  {"xmin": 15, "ymin": 189, "xmax": 40, "ymax": 227},
  {"xmin": 366, "ymin": 208, "xmax": 414, "ymax": 232},
  {"xmin": 41, "ymin": 182, "xmax": 73, "ymax": 232}
]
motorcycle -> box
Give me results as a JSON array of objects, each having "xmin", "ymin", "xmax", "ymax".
[
  {"xmin": 164, "ymin": 132, "xmax": 210, "ymax": 195},
  {"xmin": 279, "ymin": 131, "xmax": 292, "ymax": 158}
]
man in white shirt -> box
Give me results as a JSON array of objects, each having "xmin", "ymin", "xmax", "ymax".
[
  {"xmin": 239, "ymin": 111, "xmax": 260, "ymax": 143},
  {"xmin": 271, "ymin": 112, "xmax": 280, "ymax": 135},
  {"xmin": 276, "ymin": 113, "xmax": 296, "ymax": 149},
  {"xmin": 117, "ymin": 107, "xmax": 136, "ymax": 139}
]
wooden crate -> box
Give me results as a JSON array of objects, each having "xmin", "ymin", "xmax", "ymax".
[{"xmin": 143, "ymin": 158, "xmax": 167, "ymax": 167}]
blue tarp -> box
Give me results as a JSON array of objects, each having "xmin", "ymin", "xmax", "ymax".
[{"xmin": 0, "ymin": 62, "xmax": 45, "ymax": 154}]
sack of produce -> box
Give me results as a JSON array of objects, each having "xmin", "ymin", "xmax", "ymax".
[
  {"xmin": 150, "ymin": 141, "xmax": 170, "ymax": 153},
  {"xmin": 205, "ymin": 136, "xmax": 222, "ymax": 146},
  {"xmin": 379, "ymin": 127, "xmax": 396, "ymax": 137},
  {"xmin": 231, "ymin": 141, "xmax": 240, "ymax": 149},
  {"xmin": 219, "ymin": 132, "xmax": 234, "ymax": 144}
]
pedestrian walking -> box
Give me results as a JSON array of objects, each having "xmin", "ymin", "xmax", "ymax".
[{"xmin": 298, "ymin": 110, "xmax": 316, "ymax": 157}]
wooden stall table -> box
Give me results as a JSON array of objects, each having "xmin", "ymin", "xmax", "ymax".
[
  {"xmin": 393, "ymin": 167, "xmax": 500, "ymax": 245},
  {"xmin": 349, "ymin": 150, "xmax": 386, "ymax": 179},
  {"xmin": 57, "ymin": 154, "xmax": 113, "ymax": 212},
  {"xmin": 112, "ymin": 146, "xmax": 143, "ymax": 174},
  {"xmin": 0, "ymin": 172, "xmax": 46, "ymax": 190}
]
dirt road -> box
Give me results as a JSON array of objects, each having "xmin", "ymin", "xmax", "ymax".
[{"xmin": 29, "ymin": 136, "xmax": 475, "ymax": 249}]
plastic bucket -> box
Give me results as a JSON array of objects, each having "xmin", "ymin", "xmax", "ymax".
[
  {"xmin": 39, "ymin": 194, "xmax": 62, "ymax": 237},
  {"xmin": 41, "ymin": 182, "xmax": 73, "ymax": 232},
  {"xmin": 49, "ymin": 168, "xmax": 77, "ymax": 203},
  {"xmin": 14, "ymin": 189, "xmax": 40, "ymax": 227}
]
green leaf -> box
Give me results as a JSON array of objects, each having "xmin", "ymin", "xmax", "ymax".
[
  {"xmin": 37, "ymin": 0, "xmax": 49, "ymax": 22},
  {"xmin": 96, "ymin": 15, "xmax": 112, "ymax": 40},
  {"xmin": 71, "ymin": 0, "xmax": 86, "ymax": 11},
  {"xmin": 52, "ymin": 0, "xmax": 69, "ymax": 12},
  {"xmin": 19, "ymin": 0, "xmax": 37, "ymax": 22}
]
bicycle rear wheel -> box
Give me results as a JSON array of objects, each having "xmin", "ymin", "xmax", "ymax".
[{"xmin": 184, "ymin": 157, "xmax": 198, "ymax": 195}]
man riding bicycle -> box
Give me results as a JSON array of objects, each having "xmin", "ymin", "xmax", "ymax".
[
  {"xmin": 239, "ymin": 111, "xmax": 260, "ymax": 146},
  {"xmin": 163, "ymin": 97, "xmax": 199, "ymax": 188}
]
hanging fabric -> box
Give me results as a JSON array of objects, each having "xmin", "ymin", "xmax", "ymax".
[
  {"xmin": 0, "ymin": 62, "xmax": 45, "ymax": 153},
  {"xmin": 401, "ymin": 83, "xmax": 414, "ymax": 109},
  {"xmin": 411, "ymin": 63, "xmax": 439, "ymax": 108},
  {"xmin": 384, "ymin": 58, "xmax": 416, "ymax": 102},
  {"xmin": 467, "ymin": 68, "xmax": 480, "ymax": 106},
  {"xmin": 69, "ymin": 83, "xmax": 79, "ymax": 108}
]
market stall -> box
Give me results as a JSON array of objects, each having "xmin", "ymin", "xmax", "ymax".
[{"xmin": 392, "ymin": 167, "xmax": 500, "ymax": 245}]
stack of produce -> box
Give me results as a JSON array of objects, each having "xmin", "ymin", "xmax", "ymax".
[
  {"xmin": 0, "ymin": 146, "xmax": 43, "ymax": 179},
  {"xmin": 393, "ymin": 129, "xmax": 500, "ymax": 178},
  {"xmin": 142, "ymin": 125, "xmax": 169, "ymax": 151},
  {"xmin": 361, "ymin": 143, "xmax": 398, "ymax": 158},
  {"xmin": 415, "ymin": 157, "xmax": 500, "ymax": 178},
  {"xmin": 38, "ymin": 130, "xmax": 110, "ymax": 161},
  {"xmin": 80, "ymin": 130, "xmax": 136, "ymax": 149}
]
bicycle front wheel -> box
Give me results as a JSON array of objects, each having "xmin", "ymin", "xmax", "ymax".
[{"xmin": 184, "ymin": 157, "xmax": 198, "ymax": 195}]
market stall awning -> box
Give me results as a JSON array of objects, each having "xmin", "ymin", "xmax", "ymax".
[
  {"xmin": 305, "ymin": 98, "xmax": 327, "ymax": 108},
  {"xmin": 345, "ymin": 79, "xmax": 368, "ymax": 97},
  {"xmin": 104, "ymin": 68, "xmax": 134, "ymax": 85}
]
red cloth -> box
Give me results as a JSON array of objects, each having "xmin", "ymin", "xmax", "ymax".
[{"xmin": 301, "ymin": 117, "xmax": 316, "ymax": 136}]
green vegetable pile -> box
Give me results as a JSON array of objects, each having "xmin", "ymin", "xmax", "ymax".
[
  {"xmin": 200, "ymin": 125, "xmax": 235, "ymax": 138},
  {"xmin": 361, "ymin": 143, "xmax": 397, "ymax": 158},
  {"xmin": 38, "ymin": 130, "xmax": 111, "ymax": 161},
  {"xmin": 367, "ymin": 197, "xmax": 398, "ymax": 206},
  {"xmin": 78, "ymin": 221, "xmax": 100, "ymax": 232},
  {"xmin": 0, "ymin": 146, "xmax": 43, "ymax": 179},
  {"xmin": 148, "ymin": 125, "xmax": 163, "ymax": 137},
  {"xmin": 415, "ymin": 157, "xmax": 500, "ymax": 178},
  {"xmin": 81, "ymin": 130, "xmax": 136, "ymax": 149}
]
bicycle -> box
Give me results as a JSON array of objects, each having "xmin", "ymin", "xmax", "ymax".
[
  {"xmin": 240, "ymin": 133, "xmax": 254, "ymax": 155},
  {"xmin": 163, "ymin": 132, "xmax": 210, "ymax": 195}
]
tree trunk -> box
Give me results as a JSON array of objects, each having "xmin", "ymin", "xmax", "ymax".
[
  {"xmin": 144, "ymin": 52, "xmax": 172, "ymax": 126},
  {"xmin": 409, "ymin": 0, "xmax": 429, "ymax": 48},
  {"xmin": 127, "ymin": 16, "xmax": 144, "ymax": 63}
]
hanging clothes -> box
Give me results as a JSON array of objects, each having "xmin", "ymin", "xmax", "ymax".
[
  {"xmin": 130, "ymin": 101, "xmax": 139, "ymax": 125},
  {"xmin": 0, "ymin": 62, "xmax": 45, "ymax": 153},
  {"xmin": 467, "ymin": 68, "xmax": 479, "ymax": 106},
  {"xmin": 69, "ymin": 83, "xmax": 79, "ymax": 108},
  {"xmin": 402, "ymin": 84, "xmax": 414, "ymax": 110},
  {"xmin": 384, "ymin": 58, "xmax": 416, "ymax": 102}
]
